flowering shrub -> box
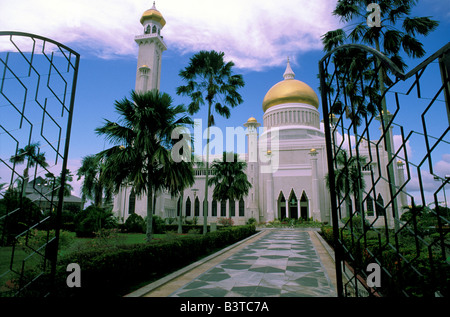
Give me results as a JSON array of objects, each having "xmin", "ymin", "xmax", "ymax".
[{"xmin": 217, "ymin": 217, "xmax": 234, "ymax": 227}]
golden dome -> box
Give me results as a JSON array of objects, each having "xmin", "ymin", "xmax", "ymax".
[
  {"xmin": 262, "ymin": 59, "xmax": 319, "ymax": 112},
  {"xmin": 247, "ymin": 117, "xmax": 257, "ymax": 123},
  {"xmin": 140, "ymin": 2, "xmax": 166, "ymax": 27}
]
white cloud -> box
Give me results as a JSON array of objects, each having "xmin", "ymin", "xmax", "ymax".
[
  {"xmin": 0, "ymin": 0, "xmax": 339, "ymax": 70},
  {"xmin": 393, "ymin": 134, "xmax": 412, "ymax": 161},
  {"xmin": 404, "ymin": 153, "xmax": 450, "ymax": 206}
]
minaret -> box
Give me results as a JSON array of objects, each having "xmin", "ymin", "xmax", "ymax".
[
  {"xmin": 135, "ymin": 2, "xmax": 167, "ymax": 92},
  {"xmin": 244, "ymin": 117, "xmax": 261, "ymax": 220}
]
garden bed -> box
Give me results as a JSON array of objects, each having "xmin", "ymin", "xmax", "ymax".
[
  {"xmin": 8, "ymin": 224, "xmax": 256, "ymax": 297},
  {"xmin": 319, "ymin": 225, "xmax": 449, "ymax": 297}
]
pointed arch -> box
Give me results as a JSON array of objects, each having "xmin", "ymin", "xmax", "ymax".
[
  {"xmin": 185, "ymin": 196, "xmax": 191, "ymax": 217},
  {"xmin": 212, "ymin": 199, "xmax": 218, "ymax": 217},
  {"xmin": 128, "ymin": 189, "xmax": 136, "ymax": 214},
  {"xmin": 288, "ymin": 189, "xmax": 298, "ymax": 219},
  {"xmin": 300, "ymin": 191, "xmax": 308, "ymax": 220},
  {"xmin": 194, "ymin": 196, "xmax": 200, "ymax": 216},
  {"xmin": 366, "ymin": 195, "xmax": 374, "ymax": 216},
  {"xmin": 277, "ymin": 191, "xmax": 286, "ymax": 220},
  {"xmin": 220, "ymin": 200, "xmax": 227, "ymax": 217},
  {"xmin": 376, "ymin": 194, "xmax": 385, "ymax": 217},
  {"xmin": 239, "ymin": 198, "xmax": 245, "ymax": 217},
  {"xmin": 229, "ymin": 199, "xmax": 235, "ymax": 217}
]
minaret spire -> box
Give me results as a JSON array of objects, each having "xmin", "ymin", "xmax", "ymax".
[{"xmin": 283, "ymin": 57, "xmax": 295, "ymax": 80}]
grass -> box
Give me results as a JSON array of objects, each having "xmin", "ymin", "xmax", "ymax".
[{"xmin": 0, "ymin": 231, "xmax": 198, "ymax": 295}]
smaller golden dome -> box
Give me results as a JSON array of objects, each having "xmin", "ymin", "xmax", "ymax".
[
  {"xmin": 247, "ymin": 117, "xmax": 257, "ymax": 123},
  {"xmin": 140, "ymin": 2, "xmax": 166, "ymax": 27}
]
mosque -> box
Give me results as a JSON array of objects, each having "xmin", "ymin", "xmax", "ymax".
[{"xmin": 112, "ymin": 3, "xmax": 406, "ymax": 227}]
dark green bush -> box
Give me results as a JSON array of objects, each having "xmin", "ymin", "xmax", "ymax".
[
  {"xmin": 150, "ymin": 215, "xmax": 166, "ymax": 234},
  {"xmin": 25, "ymin": 224, "xmax": 256, "ymax": 297},
  {"xmin": 74, "ymin": 206, "xmax": 117, "ymax": 238},
  {"xmin": 124, "ymin": 213, "xmax": 145, "ymax": 233}
]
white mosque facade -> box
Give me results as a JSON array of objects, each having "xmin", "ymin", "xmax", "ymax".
[{"xmin": 112, "ymin": 4, "xmax": 406, "ymax": 228}]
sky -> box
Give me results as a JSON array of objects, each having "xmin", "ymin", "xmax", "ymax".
[{"xmin": 0, "ymin": 0, "xmax": 449, "ymax": 207}]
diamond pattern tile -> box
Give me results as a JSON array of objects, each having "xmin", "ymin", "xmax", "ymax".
[{"xmin": 169, "ymin": 230, "xmax": 336, "ymax": 297}]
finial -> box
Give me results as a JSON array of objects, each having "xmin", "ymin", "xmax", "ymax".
[
  {"xmin": 283, "ymin": 57, "xmax": 295, "ymax": 80},
  {"xmin": 152, "ymin": 1, "xmax": 156, "ymax": 9}
]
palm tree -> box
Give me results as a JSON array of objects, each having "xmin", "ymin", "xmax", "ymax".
[
  {"xmin": 176, "ymin": 50, "xmax": 245, "ymax": 234},
  {"xmin": 76, "ymin": 155, "xmax": 112, "ymax": 208},
  {"xmin": 96, "ymin": 89, "xmax": 194, "ymax": 241},
  {"xmin": 326, "ymin": 149, "xmax": 367, "ymax": 219},
  {"xmin": 321, "ymin": 0, "xmax": 438, "ymax": 231},
  {"xmin": 46, "ymin": 169, "xmax": 74, "ymax": 197},
  {"xmin": 9, "ymin": 142, "xmax": 49, "ymax": 196},
  {"xmin": 321, "ymin": 0, "xmax": 439, "ymax": 72},
  {"xmin": 208, "ymin": 152, "xmax": 252, "ymax": 214}
]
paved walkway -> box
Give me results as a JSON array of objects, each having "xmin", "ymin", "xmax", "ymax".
[{"xmin": 127, "ymin": 229, "xmax": 337, "ymax": 297}]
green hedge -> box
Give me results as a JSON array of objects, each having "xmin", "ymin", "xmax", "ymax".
[
  {"xmin": 320, "ymin": 225, "xmax": 449, "ymax": 297},
  {"xmin": 23, "ymin": 224, "xmax": 256, "ymax": 297}
]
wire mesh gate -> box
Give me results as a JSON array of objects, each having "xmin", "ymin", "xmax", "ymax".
[
  {"xmin": 319, "ymin": 42, "xmax": 450, "ymax": 297},
  {"xmin": 0, "ymin": 31, "xmax": 79, "ymax": 296}
]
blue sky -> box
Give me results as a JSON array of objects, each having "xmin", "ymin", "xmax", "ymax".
[{"xmin": 1, "ymin": 0, "xmax": 449, "ymax": 203}]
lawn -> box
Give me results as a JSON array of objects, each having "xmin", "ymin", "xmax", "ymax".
[{"xmin": 0, "ymin": 231, "xmax": 191, "ymax": 295}]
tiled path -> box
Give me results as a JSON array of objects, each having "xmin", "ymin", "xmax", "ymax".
[{"xmin": 167, "ymin": 230, "xmax": 336, "ymax": 297}]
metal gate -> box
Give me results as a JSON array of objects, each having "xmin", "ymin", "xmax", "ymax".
[
  {"xmin": 0, "ymin": 31, "xmax": 79, "ymax": 296},
  {"xmin": 319, "ymin": 43, "xmax": 450, "ymax": 297}
]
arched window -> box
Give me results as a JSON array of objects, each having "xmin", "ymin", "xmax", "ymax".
[
  {"xmin": 195, "ymin": 197, "xmax": 200, "ymax": 216},
  {"xmin": 288, "ymin": 190, "xmax": 298, "ymax": 219},
  {"xmin": 229, "ymin": 200, "xmax": 235, "ymax": 217},
  {"xmin": 366, "ymin": 196, "xmax": 374, "ymax": 216},
  {"xmin": 221, "ymin": 200, "xmax": 227, "ymax": 217},
  {"xmin": 212, "ymin": 199, "xmax": 218, "ymax": 217},
  {"xmin": 376, "ymin": 194, "xmax": 385, "ymax": 216},
  {"xmin": 152, "ymin": 25, "xmax": 157, "ymax": 33},
  {"xmin": 300, "ymin": 191, "xmax": 308, "ymax": 220},
  {"xmin": 186, "ymin": 197, "xmax": 191, "ymax": 217},
  {"xmin": 239, "ymin": 198, "xmax": 245, "ymax": 217},
  {"xmin": 128, "ymin": 190, "xmax": 136, "ymax": 214},
  {"xmin": 145, "ymin": 25, "xmax": 150, "ymax": 34},
  {"xmin": 278, "ymin": 192, "xmax": 286, "ymax": 220}
]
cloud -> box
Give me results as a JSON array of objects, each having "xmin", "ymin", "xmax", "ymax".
[
  {"xmin": 403, "ymin": 153, "xmax": 450, "ymax": 206},
  {"xmin": 393, "ymin": 134, "xmax": 413, "ymax": 161},
  {"xmin": 0, "ymin": 0, "xmax": 339, "ymax": 70}
]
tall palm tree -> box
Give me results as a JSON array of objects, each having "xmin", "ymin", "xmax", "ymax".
[
  {"xmin": 321, "ymin": 0, "xmax": 439, "ymax": 72},
  {"xmin": 176, "ymin": 50, "xmax": 245, "ymax": 234},
  {"xmin": 76, "ymin": 155, "xmax": 112, "ymax": 208},
  {"xmin": 96, "ymin": 89, "xmax": 194, "ymax": 241},
  {"xmin": 9, "ymin": 142, "xmax": 49, "ymax": 196},
  {"xmin": 321, "ymin": 0, "xmax": 438, "ymax": 231},
  {"xmin": 208, "ymin": 152, "xmax": 252, "ymax": 212},
  {"xmin": 46, "ymin": 169, "xmax": 74, "ymax": 197}
]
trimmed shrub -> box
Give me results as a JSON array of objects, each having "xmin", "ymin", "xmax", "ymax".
[
  {"xmin": 24, "ymin": 224, "xmax": 257, "ymax": 297},
  {"xmin": 124, "ymin": 214, "xmax": 145, "ymax": 233}
]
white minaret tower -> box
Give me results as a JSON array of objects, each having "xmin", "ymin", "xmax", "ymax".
[
  {"xmin": 244, "ymin": 117, "xmax": 261, "ymax": 220},
  {"xmin": 135, "ymin": 2, "xmax": 167, "ymax": 92}
]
